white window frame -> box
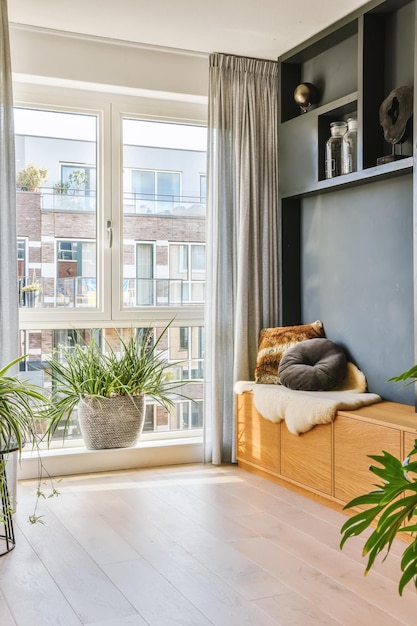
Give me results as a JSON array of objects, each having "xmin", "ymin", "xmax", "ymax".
[
  {"xmin": 13, "ymin": 85, "xmax": 206, "ymax": 477},
  {"xmin": 17, "ymin": 98, "xmax": 112, "ymax": 329},
  {"xmin": 111, "ymin": 106, "xmax": 205, "ymax": 328}
]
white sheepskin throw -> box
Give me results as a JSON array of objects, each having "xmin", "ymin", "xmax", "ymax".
[{"xmin": 234, "ymin": 362, "xmax": 381, "ymax": 435}]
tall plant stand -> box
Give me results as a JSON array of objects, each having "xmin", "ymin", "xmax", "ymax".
[{"xmin": 0, "ymin": 444, "xmax": 17, "ymax": 555}]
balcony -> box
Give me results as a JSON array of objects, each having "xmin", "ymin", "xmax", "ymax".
[
  {"xmin": 20, "ymin": 188, "xmax": 206, "ymax": 217},
  {"xmin": 123, "ymin": 278, "xmax": 205, "ymax": 306},
  {"xmin": 123, "ymin": 193, "xmax": 205, "ymax": 217},
  {"xmin": 19, "ymin": 277, "xmax": 205, "ymax": 308},
  {"xmin": 40, "ymin": 188, "xmax": 96, "ymax": 212}
]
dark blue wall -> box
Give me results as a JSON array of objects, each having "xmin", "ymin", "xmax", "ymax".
[{"xmin": 301, "ymin": 174, "xmax": 414, "ymax": 405}]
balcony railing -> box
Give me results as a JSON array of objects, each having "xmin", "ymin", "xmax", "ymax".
[
  {"xmin": 19, "ymin": 277, "xmax": 205, "ymax": 308},
  {"xmin": 123, "ymin": 278, "xmax": 205, "ymax": 306},
  {"xmin": 19, "ymin": 276, "xmax": 97, "ymax": 308},
  {"xmin": 123, "ymin": 193, "xmax": 206, "ymax": 217},
  {"xmin": 40, "ymin": 188, "xmax": 96, "ymax": 212},
  {"xmin": 20, "ymin": 188, "xmax": 206, "ymax": 217}
]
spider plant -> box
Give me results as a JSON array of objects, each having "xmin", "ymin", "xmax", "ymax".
[
  {"xmin": 0, "ymin": 355, "xmax": 48, "ymax": 451},
  {"xmin": 46, "ymin": 321, "xmax": 191, "ymax": 439},
  {"xmin": 0, "ymin": 355, "xmax": 58, "ymax": 523}
]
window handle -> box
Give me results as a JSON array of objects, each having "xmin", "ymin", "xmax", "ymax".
[{"xmin": 106, "ymin": 220, "xmax": 113, "ymax": 249}]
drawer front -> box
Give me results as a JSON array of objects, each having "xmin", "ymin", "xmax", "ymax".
[
  {"xmin": 334, "ymin": 416, "xmax": 401, "ymax": 504},
  {"xmin": 281, "ymin": 422, "xmax": 332, "ymax": 495},
  {"xmin": 236, "ymin": 393, "xmax": 280, "ymax": 473}
]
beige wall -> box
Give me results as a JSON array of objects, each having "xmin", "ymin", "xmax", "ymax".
[{"xmin": 9, "ymin": 24, "xmax": 209, "ymax": 102}]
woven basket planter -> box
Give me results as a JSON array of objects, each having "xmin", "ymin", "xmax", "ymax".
[{"xmin": 77, "ymin": 395, "xmax": 145, "ymax": 450}]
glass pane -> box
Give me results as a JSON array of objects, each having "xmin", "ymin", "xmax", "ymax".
[
  {"xmin": 135, "ymin": 243, "xmax": 154, "ymax": 305},
  {"xmin": 132, "ymin": 170, "xmax": 154, "ymax": 195},
  {"xmin": 19, "ymin": 325, "xmax": 204, "ymax": 444},
  {"xmin": 191, "ymin": 245, "xmax": 205, "ymax": 277},
  {"xmin": 15, "ymin": 108, "xmax": 98, "ymax": 309},
  {"xmin": 122, "ymin": 119, "xmax": 206, "ymax": 308},
  {"xmin": 170, "ymin": 244, "xmax": 188, "ymax": 280},
  {"xmin": 156, "ymin": 171, "xmax": 180, "ymax": 212}
]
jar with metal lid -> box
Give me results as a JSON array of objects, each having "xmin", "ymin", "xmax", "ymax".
[
  {"xmin": 325, "ymin": 121, "xmax": 347, "ymax": 179},
  {"xmin": 342, "ymin": 117, "xmax": 358, "ymax": 174}
]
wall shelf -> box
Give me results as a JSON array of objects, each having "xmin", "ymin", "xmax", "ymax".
[
  {"xmin": 281, "ymin": 156, "xmax": 413, "ymax": 199},
  {"xmin": 278, "ymin": 0, "xmax": 416, "ymax": 407}
]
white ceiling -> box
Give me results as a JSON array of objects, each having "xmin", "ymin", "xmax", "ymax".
[{"xmin": 8, "ymin": 0, "xmax": 371, "ymax": 60}]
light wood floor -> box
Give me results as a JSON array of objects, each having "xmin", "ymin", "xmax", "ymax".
[{"xmin": 0, "ymin": 463, "xmax": 415, "ymax": 625}]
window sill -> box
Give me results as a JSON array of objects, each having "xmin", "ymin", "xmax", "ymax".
[{"xmin": 18, "ymin": 436, "xmax": 203, "ymax": 480}]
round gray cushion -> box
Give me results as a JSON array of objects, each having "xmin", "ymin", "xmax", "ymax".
[{"xmin": 278, "ymin": 338, "xmax": 347, "ymax": 391}]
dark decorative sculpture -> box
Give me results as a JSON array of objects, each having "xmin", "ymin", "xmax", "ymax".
[
  {"xmin": 377, "ymin": 85, "xmax": 413, "ymax": 164},
  {"xmin": 379, "ymin": 85, "xmax": 413, "ymax": 144},
  {"xmin": 293, "ymin": 83, "xmax": 319, "ymax": 113}
]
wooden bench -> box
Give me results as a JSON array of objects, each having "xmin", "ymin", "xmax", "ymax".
[{"xmin": 236, "ymin": 391, "xmax": 417, "ymax": 510}]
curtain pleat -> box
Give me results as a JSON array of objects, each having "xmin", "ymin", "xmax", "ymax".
[
  {"xmin": 205, "ymin": 53, "xmax": 279, "ymax": 464},
  {"xmin": 0, "ymin": 0, "xmax": 18, "ymax": 368}
]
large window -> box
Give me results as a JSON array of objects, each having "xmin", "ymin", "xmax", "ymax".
[
  {"xmin": 15, "ymin": 106, "xmax": 206, "ymax": 446},
  {"xmin": 121, "ymin": 118, "xmax": 206, "ymax": 310},
  {"xmin": 15, "ymin": 108, "xmax": 98, "ymax": 309},
  {"xmin": 19, "ymin": 325, "xmax": 204, "ymax": 442}
]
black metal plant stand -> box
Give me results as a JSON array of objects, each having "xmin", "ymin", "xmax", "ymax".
[{"xmin": 0, "ymin": 446, "xmax": 17, "ymax": 555}]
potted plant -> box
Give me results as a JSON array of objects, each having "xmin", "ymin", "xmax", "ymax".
[
  {"xmin": 67, "ymin": 170, "xmax": 88, "ymax": 194},
  {"xmin": 53, "ymin": 171, "xmax": 87, "ymax": 196},
  {"xmin": 21, "ymin": 282, "xmax": 42, "ymax": 307},
  {"xmin": 0, "ymin": 355, "xmax": 57, "ymax": 525},
  {"xmin": 340, "ymin": 365, "xmax": 417, "ymax": 595},
  {"xmin": 53, "ymin": 181, "xmax": 70, "ymax": 195},
  {"xmin": 16, "ymin": 163, "xmax": 48, "ymax": 191},
  {"xmin": 46, "ymin": 322, "xmax": 190, "ymax": 450}
]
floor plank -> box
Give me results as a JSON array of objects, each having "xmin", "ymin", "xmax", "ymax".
[{"xmin": 0, "ymin": 463, "xmax": 414, "ymax": 625}]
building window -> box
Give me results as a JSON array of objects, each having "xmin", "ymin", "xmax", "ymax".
[
  {"xmin": 200, "ymin": 175, "xmax": 206, "ymax": 202},
  {"xmin": 179, "ymin": 327, "xmax": 189, "ymax": 351},
  {"xmin": 17, "ymin": 238, "xmax": 27, "ymax": 286},
  {"xmin": 60, "ymin": 164, "xmax": 96, "ymax": 197},
  {"xmin": 128, "ymin": 169, "xmax": 181, "ymax": 214},
  {"xmin": 56, "ymin": 240, "xmax": 96, "ymax": 307},
  {"xmin": 133, "ymin": 243, "xmax": 154, "ymax": 306},
  {"xmin": 169, "ymin": 243, "xmax": 205, "ymax": 303}
]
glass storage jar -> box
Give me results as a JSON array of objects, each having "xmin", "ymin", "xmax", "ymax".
[
  {"xmin": 325, "ymin": 121, "xmax": 347, "ymax": 179},
  {"xmin": 342, "ymin": 117, "xmax": 358, "ymax": 174}
]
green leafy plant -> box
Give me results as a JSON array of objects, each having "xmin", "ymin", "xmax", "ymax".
[
  {"xmin": 53, "ymin": 171, "xmax": 87, "ymax": 196},
  {"xmin": 67, "ymin": 170, "xmax": 88, "ymax": 193},
  {"xmin": 0, "ymin": 355, "xmax": 58, "ymax": 523},
  {"xmin": 387, "ymin": 364, "xmax": 417, "ymax": 387},
  {"xmin": 340, "ymin": 365, "xmax": 417, "ymax": 595},
  {"xmin": 340, "ymin": 443, "xmax": 417, "ymax": 595},
  {"xmin": 46, "ymin": 321, "xmax": 191, "ymax": 439},
  {"xmin": 53, "ymin": 181, "xmax": 70, "ymax": 195},
  {"xmin": 0, "ymin": 356, "xmax": 47, "ymax": 450}
]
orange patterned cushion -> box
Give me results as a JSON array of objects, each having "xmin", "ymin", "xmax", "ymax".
[{"xmin": 254, "ymin": 320, "xmax": 325, "ymax": 384}]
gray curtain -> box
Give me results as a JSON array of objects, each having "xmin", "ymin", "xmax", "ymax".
[
  {"xmin": 0, "ymin": 0, "xmax": 18, "ymax": 368},
  {"xmin": 205, "ymin": 53, "xmax": 279, "ymax": 464}
]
